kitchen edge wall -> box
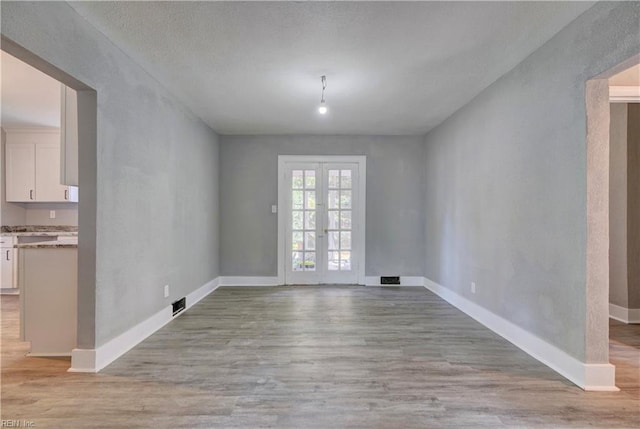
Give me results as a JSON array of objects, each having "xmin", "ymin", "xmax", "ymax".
[
  {"xmin": 0, "ymin": 127, "xmax": 26, "ymax": 225},
  {"xmin": 610, "ymin": 104, "xmax": 628, "ymax": 309},
  {"xmin": 627, "ymin": 104, "xmax": 640, "ymax": 311},
  {"xmin": 219, "ymin": 135, "xmax": 426, "ymax": 278},
  {"xmin": 422, "ymin": 1, "xmax": 640, "ymax": 362},
  {"xmin": 1, "ymin": 2, "xmax": 220, "ymax": 348},
  {"xmin": 24, "ymin": 204, "xmax": 78, "ymax": 226}
]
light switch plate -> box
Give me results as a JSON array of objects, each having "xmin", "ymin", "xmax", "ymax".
[
  {"xmin": 271, "ymin": 205, "xmax": 277, "ymax": 213},
  {"xmin": 164, "ymin": 285, "xmax": 169, "ymax": 298},
  {"xmin": 49, "ymin": 210, "xmax": 56, "ymax": 219}
]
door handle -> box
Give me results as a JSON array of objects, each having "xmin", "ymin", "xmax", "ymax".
[
  {"xmin": 6, "ymin": 250, "xmax": 10, "ymax": 261},
  {"xmin": 30, "ymin": 189, "xmax": 34, "ymax": 200},
  {"xmin": 65, "ymin": 189, "xmax": 69, "ymax": 200}
]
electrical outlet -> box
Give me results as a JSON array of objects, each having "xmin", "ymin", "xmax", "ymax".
[
  {"xmin": 271, "ymin": 205, "xmax": 277, "ymax": 213},
  {"xmin": 164, "ymin": 285, "xmax": 169, "ymax": 298},
  {"xmin": 471, "ymin": 282, "xmax": 476, "ymax": 294},
  {"xmin": 49, "ymin": 210, "xmax": 56, "ymax": 219}
]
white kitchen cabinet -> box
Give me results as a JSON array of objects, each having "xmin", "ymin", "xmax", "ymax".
[
  {"xmin": 4, "ymin": 130, "xmax": 78, "ymax": 203},
  {"xmin": 35, "ymin": 143, "xmax": 70, "ymax": 201},
  {"xmin": 0, "ymin": 236, "xmax": 17, "ymax": 290},
  {"xmin": 1, "ymin": 248, "xmax": 15, "ymax": 288},
  {"xmin": 6, "ymin": 143, "xmax": 36, "ymax": 201}
]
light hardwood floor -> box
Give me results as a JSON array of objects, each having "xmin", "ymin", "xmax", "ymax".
[{"xmin": 1, "ymin": 286, "xmax": 639, "ymax": 428}]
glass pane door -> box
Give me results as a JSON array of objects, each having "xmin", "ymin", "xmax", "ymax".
[
  {"xmin": 284, "ymin": 161, "xmax": 359, "ymax": 284},
  {"xmin": 286, "ymin": 164, "xmax": 322, "ymax": 284},
  {"xmin": 322, "ymin": 164, "xmax": 358, "ymax": 284}
]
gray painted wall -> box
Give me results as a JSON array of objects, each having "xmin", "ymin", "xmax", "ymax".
[
  {"xmin": 423, "ymin": 1, "xmax": 640, "ymax": 361},
  {"xmin": 610, "ymin": 103, "xmax": 628, "ymax": 308},
  {"xmin": 1, "ymin": 2, "xmax": 220, "ymax": 347},
  {"xmin": 220, "ymin": 135, "xmax": 425, "ymax": 277},
  {"xmin": 627, "ymin": 104, "xmax": 640, "ymax": 310},
  {"xmin": 0, "ymin": 127, "xmax": 27, "ymax": 225}
]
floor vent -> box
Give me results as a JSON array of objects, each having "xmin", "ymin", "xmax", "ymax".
[
  {"xmin": 380, "ymin": 276, "xmax": 401, "ymax": 285},
  {"xmin": 172, "ymin": 297, "xmax": 186, "ymax": 316}
]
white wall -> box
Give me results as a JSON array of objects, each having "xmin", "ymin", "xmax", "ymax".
[{"xmin": 23, "ymin": 204, "xmax": 78, "ymax": 226}]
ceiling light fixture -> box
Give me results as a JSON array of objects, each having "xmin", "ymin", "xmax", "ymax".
[{"xmin": 318, "ymin": 75, "xmax": 328, "ymax": 114}]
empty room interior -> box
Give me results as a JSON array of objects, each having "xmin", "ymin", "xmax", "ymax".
[{"xmin": 1, "ymin": 1, "xmax": 639, "ymax": 428}]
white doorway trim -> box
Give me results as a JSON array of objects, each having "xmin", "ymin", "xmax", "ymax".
[{"xmin": 277, "ymin": 155, "xmax": 366, "ymax": 285}]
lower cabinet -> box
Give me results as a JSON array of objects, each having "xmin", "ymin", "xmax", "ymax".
[
  {"xmin": 0, "ymin": 237, "xmax": 17, "ymax": 290},
  {"xmin": 21, "ymin": 247, "xmax": 77, "ymax": 355}
]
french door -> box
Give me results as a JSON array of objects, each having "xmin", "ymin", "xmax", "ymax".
[{"xmin": 281, "ymin": 158, "xmax": 364, "ymax": 284}]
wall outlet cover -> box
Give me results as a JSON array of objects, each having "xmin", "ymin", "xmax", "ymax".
[
  {"xmin": 471, "ymin": 282, "xmax": 476, "ymax": 294},
  {"xmin": 164, "ymin": 285, "xmax": 169, "ymax": 298},
  {"xmin": 49, "ymin": 210, "xmax": 56, "ymax": 219}
]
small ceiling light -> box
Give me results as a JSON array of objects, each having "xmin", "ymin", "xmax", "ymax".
[{"xmin": 318, "ymin": 75, "xmax": 328, "ymax": 114}]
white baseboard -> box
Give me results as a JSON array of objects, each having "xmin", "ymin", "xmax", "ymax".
[
  {"xmin": 69, "ymin": 277, "xmax": 220, "ymax": 373},
  {"xmin": 187, "ymin": 277, "xmax": 220, "ymax": 307},
  {"xmin": 69, "ymin": 304, "xmax": 172, "ymax": 373},
  {"xmin": 609, "ymin": 303, "xmax": 640, "ymax": 324},
  {"xmin": 424, "ymin": 277, "xmax": 618, "ymax": 392},
  {"xmin": 365, "ymin": 276, "xmax": 425, "ymax": 287},
  {"xmin": 609, "ymin": 303, "xmax": 628, "ymax": 323},
  {"xmin": 583, "ymin": 363, "xmax": 618, "ymax": 391},
  {"xmin": 28, "ymin": 352, "xmax": 72, "ymax": 357},
  {"xmin": 218, "ymin": 276, "xmax": 280, "ymax": 286},
  {"xmin": 67, "ymin": 273, "xmax": 620, "ymax": 390},
  {"xmin": 219, "ymin": 275, "xmax": 425, "ymax": 287}
]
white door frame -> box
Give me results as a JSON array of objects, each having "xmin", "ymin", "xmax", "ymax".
[{"xmin": 277, "ymin": 155, "xmax": 366, "ymax": 285}]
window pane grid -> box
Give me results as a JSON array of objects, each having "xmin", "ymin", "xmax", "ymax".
[
  {"xmin": 292, "ymin": 170, "xmax": 318, "ymax": 272},
  {"xmin": 326, "ymin": 169, "xmax": 353, "ymax": 272},
  {"xmin": 293, "ymin": 167, "xmax": 356, "ymax": 274}
]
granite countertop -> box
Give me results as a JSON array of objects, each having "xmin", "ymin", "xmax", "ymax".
[
  {"xmin": 1, "ymin": 225, "xmax": 78, "ymax": 237},
  {"xmin": 16, "ymin": 237, "xmax": 78, "ymax": 249}
]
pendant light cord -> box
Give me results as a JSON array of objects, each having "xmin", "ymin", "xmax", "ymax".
[{"xmin": 321, "ymin": 75, "xmax": 327, "ymax": 103}]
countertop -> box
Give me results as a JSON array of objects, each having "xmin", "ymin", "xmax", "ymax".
[
  {"xmin": 16, "ymin": 237, "xmax": 78, "ymax": 249},
  {"xmin": 1, "ymin": 225, "xmax": 78, "ymax": 237}
]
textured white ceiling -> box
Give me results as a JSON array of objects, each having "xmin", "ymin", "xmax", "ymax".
[
  {"xmin": 68, "ymin": 1, "xmax": 594, "ymax": 135},
  {"xmin": 1, "ymin": 50, "xmax": 61, "ymax": 129}
]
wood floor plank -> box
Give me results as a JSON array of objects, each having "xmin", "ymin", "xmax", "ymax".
[{"xmin": 1, "ymin": 286, "xmax": 639, "ymax": 428}]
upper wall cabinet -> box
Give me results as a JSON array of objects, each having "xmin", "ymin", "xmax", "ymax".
[
  {"xmin": 5, "ymin": 129, "xmax": 78, "ymax": 203},
  {"xmin": 60, "ymin": 85, "xmax": 79, "ymax": 186}
]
